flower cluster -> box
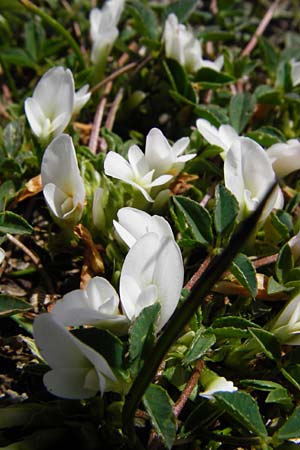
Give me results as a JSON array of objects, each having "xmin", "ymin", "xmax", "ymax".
[
  {"xmin": 196, "ymin": 118, "xmax": 289, "ymax": 222},
  {"xmin": 33, "ymin": 207, "xmax": 184, "ymax": 398},
  {"xmin": 163, "ymin": 13, "xmax": 224, "ymax": 73},
  {"xmin": 104, "ymin": 127, "xmax": 196, "ymax": 202},
  {"xmin": 89, "ymin": 0, "xmax": 125, "ymax": 67}
]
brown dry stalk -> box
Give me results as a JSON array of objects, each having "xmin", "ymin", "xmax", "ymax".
[
  {"xmin": 241, "ymin": 0, "xmax": 281, "ymax": 57},
  {"xmin": 88, "ymin": 82, "xmax": 112, "ymax": 154},
  {"xmin": 184, "ymin": 254, "xmax": 213, "ymax": 291},
  {"xmin": 90, "ymin": 61, "xmax": 138, "ymax": 94},
  {"xmin": 173, "ymin": 360, "xmax": 205, "ymax": 418},
  {"xmin": 252, "ymin": 253, "xmax": 278, "ymax": 269},
  {"xmin": 105, "ymin": 87, "xmax": 124, "ymax": 132}
]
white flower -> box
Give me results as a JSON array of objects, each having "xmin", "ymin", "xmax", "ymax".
[
  {"xmin": 270, "ymin": 292, "xmax": 300, "ymax": 345},
  {"xmin": 89, "ymin": 0, "xmax": 125, "ymax": 65},
  {"xmin": 51, "ymin": 276, "xmax": 128, "ymax": 335},
  {"xmin": 25, "ymin": 67, "xmax": 91, "ymax": 141},
  {"xmin": 113, "ymin": 207, "xmax": 174, "ymax": 248},
  {"xmin": 199, "ymin": 370, "xmax": 237, "ymax": 400},
  {"xmin": 120, "ymin": 232, "xmax": 184, "ymax": 331},
  {"xmin": 25, "ymin": 67, "xmax": 74, "ymax": 142},
  {"xmin": 196, "ymin": 118, "xmax": 239, "ymax": 157},
  {"xmin": 291, "ymin": 59, "xmax": 300, "ymax": 87},
  {"xmin": 288, "ymin": 231, "xmax": 300, "ymax": 263},
  {"xmin": 73, "ymin": 84, "xmax": 91, "ymax": 116},
  {"xmin": 163, "ymin": 13, "xmax": 223, "ymax": 73},
  {"xmin": 104, "ymin": 145, "xmax": 173, "ymax": 202},
  {"xmin": 33, "ymin": 313, "xmax": 118, "ymax": 399},
  {"xmin": 266, "ymin": 139, "xmax": 300, "ymax": 178},
  {"xmin": 41, "ymin": 134, "xmax": 85, "ymax": 224},
  {"xmin": 144, "ymin": 128, "xmax": 195, "ymax": 177},
  {"xmin": 224, "ymin": 137, "xmax": 284, "ymax": 222}
]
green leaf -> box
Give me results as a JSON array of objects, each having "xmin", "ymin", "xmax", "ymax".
[
  {"xmin": 0, "ymin": 180, "xmax": 15, "ymax": 212},
  {"xmin": 194, "ymin": 67, "xmax": 235, "ymax": 88},
  {"xmin": 164, "ymin": 58, "xmax": 195, "ymax": 101},
  {"xmin": 198, "ymin": 30, "xmax": 235, "ymax": 42},
  {"xmin": 0, "ymin": 294, "xmax": 32, "ymax": 317},
  {"xmin": 214, "ymin": 184, "xmax": 239, "ymax": 236},
  {"xmin": 276, "ymin": 61, "xmax": 293, "ymax": 91},
  {"xmin": 195, "ymin": 104, "xmax": 229, "ymax": 127},
  {"xmin": 212, "ymin": 316, "xmax": 260, "ymax": 330},
  {"xmin": 173, "ymin": 196, "xmax": 213, "ymax": 246},
  {"xmin": 229, "ymin": 92, "xmax": 256, "ymax": 133},
  {"xmin": 143, "ymin": 384, "xmax": 176, "ymax": 449},
  {"xmin": 254, "ymin": 85, "xmax": 282, "ymax": 105},
  {"xmin": 0, "ymin": 211, "xmax": 33, "ymax": 234},
  {"xmin": 183, "ymin": 329, "xmax": 216, "ymax": 364},
  {"xmin": 277, "ymin": 406, "xmax": 300, "ymax": 440},
  {"xmin": 127, "ymin": 1, "xmax": 159, "ymax": 40},
  {"xmin": 129, "ymin": 303, "xmax": 160, "ymax": 376},
  {"xmin": 240, "ymin": 379, "xmax": 285, "ymax": 391},
  {"xmin": 276, "ymin": 243, "xmax": 293, "ymax": 284},
  {"xmin": 215, "ymin": 391, "xmax": 267, "ymax": 438},
  {"xmin": 259, "ymin": 36, "xmax": 280, "ymax": 75},
  {"xmin": 3, "ymin": 119, "xmax": 24, "ymax": 157},
  {"xmin": 163, "ymin": 0, "xmax": 198, "ymax": 22},
  {"xmin": 265, "ymin": 387, "xmax": 293, "ymax": 409},
  {"xmin": 271, "ymin": 211, "xmax": 292, "ymax": 241},
  {"xmin": 231, "ymin": 253, "xmax": 257, "ymax": 297},
  {"xmin": 249, "ymin": 328, "xmax": 281, "ymax": 361},
  {"xmin": 213, "ymin": 327, "xmax": 250, "ymax": 339},
  {"xmin": 72, "ymin": 328, "xmax": 125, "ymax": 372},
  {"xmin": 0, "ymin": 47, "xmax": 36, "ymax": 68}
]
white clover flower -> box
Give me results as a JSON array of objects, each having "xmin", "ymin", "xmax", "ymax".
[
  {"xmin": 25, "ymin": 67, "xmax": 74, "ymax": 142},
  {"xmin": 120, "ymin": 232, "xmax": 184, "ymax": 331},
  {"xmin": 200, "ymin": 376, "xmax": 237, "ymax": 400},
  {"xmin": 89, "ymin": 0, "xmax": 125, "ymax": 65},
  {"xmin": 73, "ymin": 84, "xmax": 91, "ymax": 116},
  {"xmin": 104, "ymin": 145, "xmax": 173, "ymax": 202},
  {"xmin": 113, "ymin": 207, "xmax": 174, "ymax": 248},
  {"xmin": 163, "ymin": 13, "xmax": 223, "ymax": 73},
  {"xmin": 33, "ymin": 313, "xmax": 118, "ymax": 399},
  {"xmin": 266, "ymin": 139, "xmax": 300, "ymax": 178},
  {"xmin": 25, "ymin": 67, "xmax": 90, "ymax": 142},
  {"xmin": 196, "ymin": 118, "xmax": 239, "ymax": 157},
  {"xmin": 269, "ymin": 292, "xmax": 300, "ymax": 345},
  {"xmin": 144, "ymin": 128, "xmax": 195, "ymax": 177},
  {"xmin": 224, "ymin": 137, "xmax": 284, "ymax": 222},
  {"xmin": 291, "ymin": 59, "xmax": 300, "ymax": 87},
  {"xmin": 41, "ymin": 134, "xmax": 85, "ymax": 225},
  {"xmin": 51, "ymin": 276, "xmax": 128, "ymax": 335}
]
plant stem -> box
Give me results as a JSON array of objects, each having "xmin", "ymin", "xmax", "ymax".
[
  {"xmin": 18, "ymin": 0, "xmax": 86, "ymax": 69},
  {"xmin": 122, "ymin": 182, "xmax": 278, "ymax": 448}
]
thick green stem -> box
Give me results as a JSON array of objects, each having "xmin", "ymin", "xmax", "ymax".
[
  {"xmin": 122, "ymin": 182, "xmax": 278, "ymax": 448},
  {"xmin": 18, "ymin": 0, "xmax": 86, "ymax": 69}
]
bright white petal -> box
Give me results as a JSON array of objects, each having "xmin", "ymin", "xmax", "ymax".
[
  {"xmin": 104, "ymin": 151, "xmax": 133, "ymax": 181},
  {"xmin": 173, "ymin": 137, "xmax": 190, "ymax": 156},
  {"xmin": 41, "ymin": 134, "xmax": 85, "ymax": 202},
  {"xmin": 145, "ymin": 128, "xmax": 173, "ymax": 172},
  {"xmin": 24, "ymin": 97, "xmax": 45, "ymax": 138},
  {"xmin": 33, "ymin": 67, "xmax": 74, "ymax": 125},
  {"xmin": 266, "ymin": 140, "xmax": 300, "ymax": 177},
  {"xmin": 33, "ymin": 314, "xmax": 89, "ymax": 369},
  {"xmin": 86, "ymin": 277, "xmax": 119, "ymax": 313},
  {"xmin": 196, "ymin": 119, "xmax": 228, "ymax": 151},
  {"xmin": 153, "ymin": 237, "xmax": 184, "ymax": 330},
  {"xmin": 43, "ymin": 183, "xmax": 70, "ymax": 219},
  {"xmin": 73, "ymin": 84, "xmax": 91, "ymax": 115}
]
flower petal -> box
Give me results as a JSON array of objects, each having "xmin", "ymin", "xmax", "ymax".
[
  {"xmin": 44, "ymin": 368, "xmax": 98, "ymax": 399},
  {"xmin": 104, "ymin": 151, "xmax": 133, "ymax": 181}
]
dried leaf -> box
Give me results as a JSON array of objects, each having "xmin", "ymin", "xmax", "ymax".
[
  {"xmin": 73, "ymin": 224, "xmax": 105, "ymax": 288},
  {"xmin": 16, "ymin": 175, "xmax": 42, "ymax": 203}
]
